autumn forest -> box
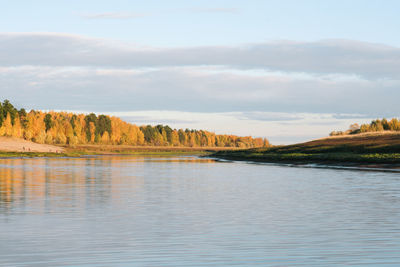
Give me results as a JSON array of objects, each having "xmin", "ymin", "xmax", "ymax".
[{"xmin": 0, "ymin": 100, "xmax": 268, "ymax": 148}]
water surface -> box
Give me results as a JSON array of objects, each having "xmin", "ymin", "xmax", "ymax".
[{"xmin": 1, "ymin": 156, "xmax": 400, "ymax": 266}]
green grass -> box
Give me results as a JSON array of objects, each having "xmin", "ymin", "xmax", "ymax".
[
  {"xmin": 62, "ymin": 145, "xmax": 233, "ymax": 157},
  {"xmin": 88, "ymin": 151, "xmax": 212, "ymax": 156},
  {"xmin": 213, "ymin": 151, "xmax": 400, "ymax": 164},
  {"xmin": 212, "ymin": 134, "xmax": 400, "ymax": 165},
  {"xmin": 0, "ymin": 148, "xmax": 213, "ymax": 158}
]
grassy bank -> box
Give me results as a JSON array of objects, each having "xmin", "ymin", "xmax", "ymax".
[
  {"xmin": 0, "ymin": 144, "xmax": 242, "ymax": 158},
  {"xmin": 0, "ymin": 151, "xmax": 83, "ymax": 158},
  {"xmin": 63, "ymin": 144, "xmax": 240, "ymax": 156},
  {"xmin": 212, "ymin": 132, "xmax": 400, "ymax": 165}
]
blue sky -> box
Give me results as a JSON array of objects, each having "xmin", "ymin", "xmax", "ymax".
[
  {"xmin": 3, "ymin": 0, "xmax": 400, "ymax": 47},
  {"xmin": 1, "ymin": 0, "xmax": 399, "ymax": 143}
]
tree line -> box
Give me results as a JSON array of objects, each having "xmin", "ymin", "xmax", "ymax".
[
  {"xmin": 0, "ymin": 100, "xmax": 269, "ymax": 148},
  {"xmin": 330, "ymin": 118, "xmax": 400, "ymax": 136}
]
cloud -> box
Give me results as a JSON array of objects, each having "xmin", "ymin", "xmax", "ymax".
[
  {"xmin": 0, "ymin": 33, "xmax": 400, "ymax": 79},
  {"xmin": 189, "ymin": 8, "xmax": 239, "ymax": 14},
  {"xmin": 80, "ymin": 12, "xmax": 148, "ymax": 19},
  {"xmin": 0, "ymin": 65, "xmax": 399, "ymax": 117},
  {"xmin": 238, "ymin": 112, "xmax": 304, "ymax": 122},
  {"xmin": 331, "ymin": 113, "xmax": 373, "ymax": 120}
]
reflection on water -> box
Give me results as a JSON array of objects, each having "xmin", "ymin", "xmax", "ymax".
[
  {"xmin": 0, "ymin": 156, "xmax": 400, "ymax": 266},
  {"xmin": 0, "ymin": 156, "xmax": 215, "ymax": 212}
]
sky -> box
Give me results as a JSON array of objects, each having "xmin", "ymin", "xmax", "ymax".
[{"xmin": 1, "ymin": 0, "xmax": 399, "ymax": 144}]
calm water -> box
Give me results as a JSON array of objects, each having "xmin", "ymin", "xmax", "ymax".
[{"xmin": 1, "ymin": 156, "xmax": 400, "ymax": 266}]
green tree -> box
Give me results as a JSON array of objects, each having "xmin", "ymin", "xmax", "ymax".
[
  {"xmin": 44, "ymin": 114, "xmax": 53, "ymax": 132},
  {"xmin": 97, "ymin": 115, "xmax": 112, "ymax": 136},
  {"xmin": 2, "ymin": 100, "xmax": 17, "ymax": 125},
  {"xmin": 84, "ymin": 113, "xmax": 97, "ymax": 142},
  {"xmin": 141, "ymin": 125, "xmax": 157, "ymax": 144},
  {"xmin": 18, "ymin": 108, "xmax": 28, "ymax": 128},
  {"xmin": 382, "ymin": 118, "xmax": 390, "ymax": 130}
]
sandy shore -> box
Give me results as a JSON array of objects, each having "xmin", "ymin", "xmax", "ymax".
[{"xmin": 0, "ymin": 137, "xmax": 64, "ymax": 153}]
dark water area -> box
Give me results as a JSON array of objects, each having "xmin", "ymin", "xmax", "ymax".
[{"xmin": 1, "ymin": 156, "xmax": 400, "ymax": 266}]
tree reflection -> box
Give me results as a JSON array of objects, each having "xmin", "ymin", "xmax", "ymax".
[{"xmin": 0, "ymin": 156, "xmax": 213, "ymax": 213}]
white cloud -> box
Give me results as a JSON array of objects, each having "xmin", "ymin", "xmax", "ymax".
[
  {"xmin": 0, "ymin": 65, "xmax": 398, "ymax": 117},
  {"xmin": 0, "ymin": 33, "xmax": 399, "ymax": 79},
  {"xmin": 80, "ymin": 12, "xmax": 148, "ymax": 19},
  {"xmin": 189, "ymin": 8, "xmax": 239, "ymax": 14}
]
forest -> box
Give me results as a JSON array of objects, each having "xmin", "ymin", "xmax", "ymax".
[
  {"xmin": 0, "ymin": 100, "xmax": 268, "ymax": 148},
  {"xmin": 330, "ymin": 118, "xmax": 400, "ymax": 136}
]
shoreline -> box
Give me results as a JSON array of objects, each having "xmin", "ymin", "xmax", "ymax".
[
  {"xmin": 0, "ymin": 147, "xmax": 220, "ymax": 158},
  {"xmin": 210, "ymin": 132, "xmax": 400, "ymax": 171},
  {"xmin": 2, "ymin": 149, "xmax": 400, "ymax": 173},
  {"xmin": 210, "ymin": 154, "xmax": 400, "ymax": 172},
  {"xmin": 0, "ymin": 151, "xmax": 214, "ymax": 158},
  {"xmin": 0, "ymin": 137, "xmax": 241, "ymax": 158}
]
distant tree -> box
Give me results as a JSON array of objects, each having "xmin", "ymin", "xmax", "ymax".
[
  {"xmin": 2, "ymin": 100, "xmax": 17, "ymax": 125},
  {"xmin": 359, "ymin": 124, "xmax": 370, "ymax": 133},
  {"xmin": 370, "ymin": 119, "xmax": 384, "ymax": 132},
  {"xmin": 141, "ymin": 125, "xmax": 156, "ymax": 144},
  {"xmin": 389, "ymin": 118, "xmax": 400, "ymax": 131},
  {"xmin": 44, "ymin": 114, "xmax": 53, "ymax": 132},
  {"xmin": 101, "ymin": 131, "xmax": 110, "ymax": 144},
  {"xmin": 97, "ymin": 115, "xmax": 112, "ymax": 136},
  {"xmin": 263, "ymin": 138, "xmax": 270, "ymax": 147},
  {"xmin": 349, "ymin": 123, "xmax": 360, "ymax": 132},
  {"xmin": 163, "ymin": 126, "xmax": 173, "ymax": 144},
  {"xmin": 18, "ymin": 108, "xmax": 28, "ymax": 128},
  {"xmin": 70, "ymin": 114, "xmax": 77, "ymax": 129},
  {"xmin": 1, "ymin": 113, "xmax": 12, "ymax": 136},
  {"xmin": 0, "ymin": 99, "xmax": 268, "ymax": 148},
  {"xmin": 382, "ymin": 118, "xmax": 390, "ymax": 130},
  {"xmin": 84, "ymin": 113, "xmax": 97, "ymax": 142},
  {"xmin": 178, "ymin": 129, "xmax": 186, "ymax": 145}
]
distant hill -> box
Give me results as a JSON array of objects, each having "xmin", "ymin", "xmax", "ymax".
[
  {"xmin": 330, "ymin": 118, "xmax": 400, "ymax": 136},
  {"xmin": 213, "ymin": 132, "xmax": 400, "ymax": 165},
  {"xmin": 286, "ymin": 132, "xmax": 400, "ymax": 153}
]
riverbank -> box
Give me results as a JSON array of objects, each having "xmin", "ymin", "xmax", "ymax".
[
  {"xmin": 0, "ymin": 137, "xmax": 241, "ymax": 158},
  {"xmin": 212, "ymin": 132, "xmax": 400, "ymax": 166},
  {"xmin": 0, "ymin": 137, "xmax": 64, "ymax": 153},
  {"xmin": 63, "ymin": 144, "xmax": 239, "ymax": 156}
]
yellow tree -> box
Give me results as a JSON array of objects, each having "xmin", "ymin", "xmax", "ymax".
[
  {"xmin": 89, "ymin": 122, "xmax": 96, "ymax": 143},
  {"xmin": 110, "ymin": 117, "xmax": 122, "ymax": 144},
  {"xmin": 3, "ymin": 113, "xmax": 13, "ymax": 137},
  {"xmin": 137, "ymin": 129, "xmax": 145, "ymax": 145},
  {"xmin": 65, "ymin": 121, "xmax": 75, "ymax": 145},
  {"xmin": 101, "ymin": 131, "xmax": 110, "ymax": 144},
  {"xmin": 171, "ymin": 130, "xmax": 180, "ymax": 146},
  {"xmin": 11, "ymin": 114, "xmax": 23, "ymax": 138}
]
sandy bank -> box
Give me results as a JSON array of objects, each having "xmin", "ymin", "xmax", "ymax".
[{"xmin": 0, "ymin": 137, "xmax": 64, "ymax": 153}]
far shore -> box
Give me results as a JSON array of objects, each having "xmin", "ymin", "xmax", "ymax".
[
  {"xmin": 0, "ymin": 137, "xmax": 241, "ymax": 158},
  {"xmin": 2, "ymin": 133, "xmax": 400, "ymax": 170},
  {"xmin": 211, "ymin": 132, "xmax": 400, "ymax": 168}
]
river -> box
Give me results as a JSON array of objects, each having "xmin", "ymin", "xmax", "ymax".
[{"xmin": 1, "ymin": 156, "xmax": 399, "ymax": 266}]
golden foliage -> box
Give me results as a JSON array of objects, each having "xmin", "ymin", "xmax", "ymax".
[{"xmin": 0, "ymin": 102, "xmax": 269, "ymax": 148}]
